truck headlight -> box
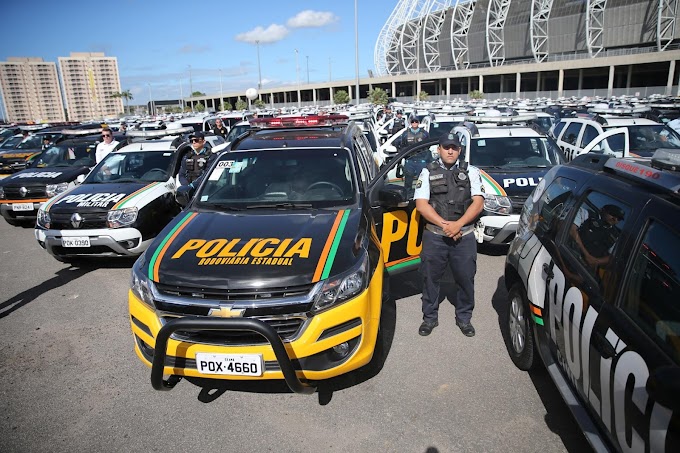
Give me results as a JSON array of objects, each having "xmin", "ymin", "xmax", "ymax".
[
  {"xmin": 312, "ymin": 255, "xmax": 368, "ymax": 313},
  {"xmin": 46, "ymin": 182, "xmax": 69, "ymax": 198},
  {"xmin": 107, "ymin": 207, "xmax": 138, "ymax": 228},
  {"xmin": 131, "ymin": 261, "xmax": 155, "ymax": 309},
  {"xmin": 37, "ymin": 209, "xmax": 51, "ymax": 228},
  {"xmin": 484, "ymin": 195, "xmax": 512, "ymax": 215}
]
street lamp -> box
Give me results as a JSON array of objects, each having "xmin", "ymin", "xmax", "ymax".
[
  {"xmin": 294, "ymin": 49, "xmax": 301, "ymax": 108},
  {"xmin": 256, "ymin": 40, "xmax": 262, "ymax": 91}
]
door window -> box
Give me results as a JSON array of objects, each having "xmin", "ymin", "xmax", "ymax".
[
  {"xmin": 563, "ymin": 191, "xmax": 630, "ymax": 281},
  {"xmin": 579, "ymin": 125, "xmax": 600, "ymax": 148},
  {"xmin": 622, "ymin": 220, "xmax": 680, "ymax": 364},
  {"xmin": 562, "ymin": 122, "xmax": 582, "ymax": 146}
]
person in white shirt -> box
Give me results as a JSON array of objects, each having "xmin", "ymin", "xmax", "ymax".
[{"xmin": 95, "ymin": 128, "xmax": 120, "ymax": 163}]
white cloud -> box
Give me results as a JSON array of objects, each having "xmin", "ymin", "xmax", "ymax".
[
  {"xmin": 287, "ymin": 10, "xmax": 338, "ymax": 28},
  {"xmin": 235, "ymin": 24, "xmax": 289, "ymax": 44}
]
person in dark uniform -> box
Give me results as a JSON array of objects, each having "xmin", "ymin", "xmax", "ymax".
[
  {"xmin": 569, "ymin": 204, "xmax": 624, "ymax": 270},
  {"xmin": 179, "ymin": 132, "xmax": 217, "ymax": 189},
  {"xmin": 414, "ymin": 133, "xmax": 485, "ymax": 337},
  {"xmin": 213, "ymin": 118, "xmax": 228, "ymax": 139},
  {"xmin": 390, "ymin": 109, "xmax": 406, "ymax": 136},
  {"xmin": 401, "ymin": 116, "xmax": 430, "ymax": 197}
]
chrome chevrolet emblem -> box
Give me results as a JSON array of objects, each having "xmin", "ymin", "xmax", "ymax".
[
  {"xmin": 19, "ymin": 187, "xmax": 27, "ymax": 197},
  {"xmin": 208, "ymin": 306, "xmax": 245, "ymax": 318},
  {"xmin": 70, "ymin": 212, "xmax": 82, "ymax": 228}
]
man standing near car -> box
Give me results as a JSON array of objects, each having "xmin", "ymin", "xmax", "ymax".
[
  {"xmin": 414, "ymin": 133, "xmax": 485, "ymax": 337},
  {"xmin": 95, "ymin": 128, "xmax": 119, "ymax": 163},
  {"xmin": 179, "ymin": 132, "xmax": 217, "ymax": 188}
]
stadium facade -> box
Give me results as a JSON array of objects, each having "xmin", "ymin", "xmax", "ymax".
[{"xmin": 188, "ymin": 0, "xmax": 680, "ymax": 110}]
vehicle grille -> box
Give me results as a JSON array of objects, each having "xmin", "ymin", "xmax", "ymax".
[
  {"xmin": 4, "ymin": 185, "xmax": 46, "ymax": 198},
  {"xmin": 508, "ymin": 195, "xmax": 527, "ymax": 215},
  {"xmin": 50, "ymin": 211, "xmax": 108, "ymax": 229},
  {"xmin": 163, "ymin": 315, "xmax": 307, "ymax": 345},
  {"xmin": 155, "ymin": 282, "xmax": 315, "ymax": 302}
]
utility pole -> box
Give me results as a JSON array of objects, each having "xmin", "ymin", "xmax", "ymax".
[{"xmin": 179, "ymin": 78, "xmax": 184, "ymax": 112}]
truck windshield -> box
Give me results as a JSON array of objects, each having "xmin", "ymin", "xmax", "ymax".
[
  {"xmin": 87, "ymin": 151, "xmax": 174, "ymax": 183},
  {"xmin": 469, "ymin": 137, "xmax": 564, "ymax": 168},
  {"xmin": 32, "ymin": 145, "xmax": 95, "ymax": 168},
  {"xmin": 196, "ymin": 148, "xmax": 357, "ymax": 209}
]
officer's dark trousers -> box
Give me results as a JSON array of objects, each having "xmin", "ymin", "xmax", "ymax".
[{"xmin": 420, "ymin": 229, "xmax": 477, "ymax": 324}]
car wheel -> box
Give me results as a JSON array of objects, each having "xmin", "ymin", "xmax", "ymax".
[{"xmin": 504, "ymin": 283, "xmax": 536, "ymax": 371}]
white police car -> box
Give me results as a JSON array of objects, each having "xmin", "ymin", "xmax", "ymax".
[{"xmin": 34, "ymin": 128, "xmax": 192, "ymax": 262}]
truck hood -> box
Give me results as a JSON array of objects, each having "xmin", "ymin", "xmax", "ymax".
[
  {"xmin": 478, "ymin": 167, "xmax": 552, "ymax": 198},
  {"xmin": 44, "ymin": 182, "xmax": 156, "ymax": 213},
  {"xmin": 1, "ymin": 166, "xmax": 89, "ymax": 186},
  {"xmin": 142, "ymin": 208, "xmax": 362, "ymax": 289}
]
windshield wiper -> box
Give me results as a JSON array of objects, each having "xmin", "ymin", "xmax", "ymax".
[
  {"xmin": 207, "ymin": 204, "xmax": 245, "ymax": 211},
  {"xmin": 246, "ymin": 202, "xmax": 313, "ymax": 210}
]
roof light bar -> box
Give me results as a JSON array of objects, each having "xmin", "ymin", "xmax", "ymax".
[
  {"xmin": 463, "ymin": 114, "xmax": 537, "ymax": 124},
  {"xmin": 250, "ymin": 115, "xmax": 349, "ymax": 129},
  {"xmin": 60, "ymin": 127, "xmax": 104, "ymax": 135},
  {"xmin": 126, "ymin": 126, "xmax": 195, "ymax": 138},
  {"xmin": 588, "ymin": 106, "xmax": 651, "ymax": 115}
]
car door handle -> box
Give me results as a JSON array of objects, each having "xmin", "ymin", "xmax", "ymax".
[{"xmin": 592, "ymin": 331, "xmax": 616, "ymax": 359}]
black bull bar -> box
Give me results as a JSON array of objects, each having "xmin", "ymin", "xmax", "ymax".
[{"xmin": 151, "ymin": 317, "xmax": 317, "ymax": 395}]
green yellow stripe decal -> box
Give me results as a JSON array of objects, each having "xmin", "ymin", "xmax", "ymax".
[
  {"xmin": 531, "ymin": 314, "xmax": 544, "ymax": 326},
  {"xmin": 479, "ymin": 170, "xmax": 507, "ymax": 196},
  {"xmin": 313, "ymin": 210, "xmax": 350, "ymax": 282},
  {"xmin": 113, "ymin": 182, "xmax": 162, "ymax": 210},
  {"xmin": 386, "ymin": 255, "xmax": 421, "ymax": 271},
  {"xmin": 148, "ymin": 212, "xmax": 197, "ymax": 281}
]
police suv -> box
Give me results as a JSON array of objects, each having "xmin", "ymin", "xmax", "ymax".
[
  {"xmin": 128, "ymin": 115, "xmax": 435, "ymax": 393},
  {"xmin": 0, "ymin": 129, "xmax": 118, "ymax": 226},
  {"xmin": 452, "ymin": 114, "xmax": 566, "ymax": 244},
  {"xmin": 503, "ymin": 149, "xmax": 680, "ymax": 451},
  {"xmin": 35, "ymin": 128, "xmax": 192, "ymax": 262}
]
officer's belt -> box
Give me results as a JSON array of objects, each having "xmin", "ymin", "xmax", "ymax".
[{"xmin": 425, "ymin": 224, "xmax": 474, "ymax": 236}]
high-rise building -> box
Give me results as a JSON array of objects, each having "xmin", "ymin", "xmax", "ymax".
[
  {"xmin": 58, "ymin": 52, "xmax": 123, "ymax": 122},
  {"xmin": 0, "ymin": 57, "xmax": 66, "ymax": 123}
]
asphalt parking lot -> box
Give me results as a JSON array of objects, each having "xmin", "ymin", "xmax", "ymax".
[{"xmin": 0, "ymin": 220, "xmax": 590, "ymax": 452}]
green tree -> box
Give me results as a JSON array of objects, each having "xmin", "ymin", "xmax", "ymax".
[
  {"xmin": 110, "ymin": 89, "xmax": 133, "ymax": 114},
  {"xmin": 254, "ymin": 99, "xmax": 266, "ymax": 108},
  {"xmin": 220, "ymin": 101, "xmax": 233, "ymax": 111},
  {"xmin": 469, "ymin": 90, "xmax": 484, "ymax": 100},
  {"xmin": 368, "ymin": 87, "xmax": 389, "ymax": 106},
  {"xmin": 333, "ymin": 89, "xmax": 350, "ymax": 105},
  {"xmin": 235, "ymin": 98, "xmax": 248, "ymax": 110},
  {"xmin": 417, "ymin": 90, "xmax": 429, "ymax": 102},
  {"xmin": 195, "ymin": 102, "xmax": 206, "ymax": 112},
  {"xmin": 191, "ymin": 91, "xmax": 206, "ymax": 97}
]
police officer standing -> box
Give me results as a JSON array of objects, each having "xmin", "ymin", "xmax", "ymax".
[
  {"xmin": 179, "ymin": 132, "xmax": 217, "ymax": 188},
  {"xmin": 213, "ymin": 118, "xmax": 228, "ymax": 139},
  {"xmin": 414, "ymin": 133, "xmax": 485, "ymax": 337},
  {"xmin": 390, "ymin": 109, "xmax": 406, "ymax": 136}
]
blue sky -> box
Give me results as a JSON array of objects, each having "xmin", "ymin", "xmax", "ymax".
[{"xmin": 0, "ymin": 0, "xmax": 392, "ymax": 103}]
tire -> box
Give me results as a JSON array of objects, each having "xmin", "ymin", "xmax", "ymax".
[{"xmin": 503, "ymin": 282, "xmax": 537, "ymax": 371}]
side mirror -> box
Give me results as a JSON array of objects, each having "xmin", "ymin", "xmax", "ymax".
[
  {"xmin": 378, "ymin": 184, "xmax": 408, "ymax": 207},
  {"xmin": 175, "ymin": 185, "xmax": 194, "ymax": 207},
  {"xmin": 76, "ymin": 174, "xmax": 86, "ymax": 184}
]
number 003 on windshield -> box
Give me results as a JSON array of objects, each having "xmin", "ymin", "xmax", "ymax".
[{"xmin": 195, "ymin": 353, "xmax": 263, "ymax": 376}]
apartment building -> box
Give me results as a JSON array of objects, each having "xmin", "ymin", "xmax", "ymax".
[
  {"xmin": 58, "ymin": 52, "xmax": 123, "ymax": 122},
  {"xmin": 0, "ymin": 57, "xmax": 66, "ymax": 123}
]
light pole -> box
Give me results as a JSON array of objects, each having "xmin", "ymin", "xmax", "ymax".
[
  {"xmin": 256, "ymin": 40, "xmax": 262, "ymax": 91},
  {"xmin": 188, "ymin": 65, "xmax": 194, "ymax": 112},
  {"xmin": 354, "ymin": 0, "xmax": 360, "ymax": 105},
  {"xmin": 219, "ymin": 69, "xmax": 223, "ymax": 109},
  {"xmin": 306, "ymin": 55, "xmax": 309, "ymax": 84}
]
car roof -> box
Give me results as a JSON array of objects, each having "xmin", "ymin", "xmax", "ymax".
[
  {"xmin": 601, "ymin": 117, "xmax": 659, "ymax": 126},
  {"xmin": 473, "ymin": 125, "xmax": 545, "ymax": 139},
  {"xmin": 117, "ymin": 140, "xmax": 180, "ymax": 152}
]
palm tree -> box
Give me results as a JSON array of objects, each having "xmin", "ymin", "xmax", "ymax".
[{"xmin": 111, "ymin": 90, "xmax": 134, "ymax": 115}]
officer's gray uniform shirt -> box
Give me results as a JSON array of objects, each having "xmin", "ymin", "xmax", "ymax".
[{"xmin": 413, "ymin": 159, "xmax": 484, "ymax": 200}]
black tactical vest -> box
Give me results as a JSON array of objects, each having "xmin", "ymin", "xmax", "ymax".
[
  {"xmin": 185, "ymin": 153, "xmax": 208, "ymax": 183},
  {"xmin": 427, "ymin": 161, "xmax": 472, "ymax": 223},
  {"xmin": 404, "ymin": 128, "xmax": 427, "ymax": 146}
]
